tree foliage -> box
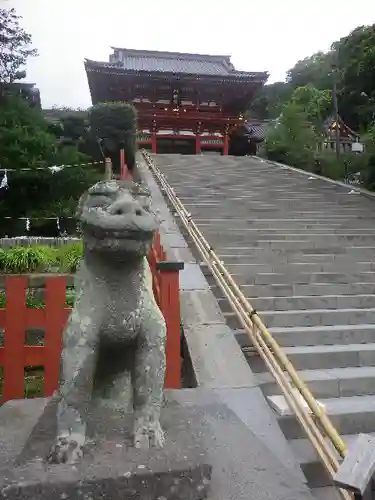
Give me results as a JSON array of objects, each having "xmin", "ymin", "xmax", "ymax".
[
  {"xmin": 247, "ymin": 82, "xmax": 293, "ymax": 121},
  {"xmin": 0, "ymin": 95, "xmax": 56, "ymax": 170},
  {"xmin": 264, "ymin": 101, "xmax": 318, "ymax": 169},
  {"xmin": 291, "ymin": 85, "xmax": 332, "ymax": 129},
  {"xmin": 249, "ymin": 23, "xmax": 375, "ymax": 132},
  {"xmin": 286, "ymin": 51, "xmax": 335, "ymax": 91},
  {"xmin": 88, "ymin": 102, "xmax": 137, "ymax": 170},
  {"xmin": 0, "ymin": 7, "xmax": 37, "ymax": 86}
]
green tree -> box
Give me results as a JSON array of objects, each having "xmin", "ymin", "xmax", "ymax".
[
  {"xmin": 0, "ymin": 7, "xmax": 37, "ymax": 90},
  {"xmin": 0, "ymin": 95, "xmax": 56, "ymax": 170},
  {"xmin": 88, "ymin": 102, "xmax": 137, "ymax": 170},
  {"xmin": 264, "ymin": 101, "xmax": 318, "ymax": 170},
  {"xmin": 286, "ymin": 51, "xmax": 334, "ymax": 91},
  {"xmin": 291, "ymin": 85, "xmax": 332, "ymax": 129},
  {"xmin": 333, "ymin": 25, "xmax": 375, "ymax": 130},
  {"xmin": 60, "ymin": 115, "xmax": 88, "ymax": 144},
  {"xmin": 248, "ymin": 82, "xmax": 293, "ymax": 120}
]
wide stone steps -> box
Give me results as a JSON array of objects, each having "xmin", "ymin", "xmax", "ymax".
[{"xmin": 152, "ymin": 153, "xmax": 375, "ymax": 499}]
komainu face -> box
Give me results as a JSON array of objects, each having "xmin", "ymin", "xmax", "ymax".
[{"xmin": 77, "ymin": 180, "xmax": 157, "ymax": 256}]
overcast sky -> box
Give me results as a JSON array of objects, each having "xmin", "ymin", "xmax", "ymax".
[{"xmin": 7, "ymin": 0, "xmax": 375, "ymax": 109}]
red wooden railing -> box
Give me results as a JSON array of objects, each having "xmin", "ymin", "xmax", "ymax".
[{"xmin": 0, "ymin": 237, "xmax": 184, "ymax": 403}]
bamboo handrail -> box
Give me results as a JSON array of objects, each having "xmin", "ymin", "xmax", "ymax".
[{"xmin": 141, "ymin": 149, "xmax": 352, "ymax": 500}]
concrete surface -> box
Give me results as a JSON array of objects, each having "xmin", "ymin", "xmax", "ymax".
[{"xmin": 0, "ymin": 394, "xmax": 211, "ymax": 500}]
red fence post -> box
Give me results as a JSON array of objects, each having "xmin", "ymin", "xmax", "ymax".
[
  {"xmin": 43, "ymin": 276, "xmax": 70, "ymax": 396},
  {"xmin": 2, "ymin": 277, "xmax": 28, "ymax": 401},
  {"xmin": 157, "ymin": 261, "xmax": 184, "ymax": 389}
]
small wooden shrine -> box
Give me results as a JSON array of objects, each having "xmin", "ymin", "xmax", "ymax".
[{"xmin": 323, "ymin": 115, "xmax": 361, "ymax": 152}]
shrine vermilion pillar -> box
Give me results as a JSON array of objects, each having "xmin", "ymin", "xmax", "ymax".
[
  {"xmin": 223, "ymin": 134, "xmax": 229, "ymax": 155},
  {"xmin": 151, "ymin": 132, "xmax": 157, "ymax": 153},
  {"xmin": 195, "ymin": 134, "xmax": 201, "ymax": 154}
]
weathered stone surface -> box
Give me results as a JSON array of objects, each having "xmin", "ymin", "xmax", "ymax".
[
  {"xmin": 0, "ymin": 388, "xmax": 320, "ymax": 500},
  {"xmin": 49, "ymin": 180, "xmax": 167, "ymax": 464},
  {"xmin": 0, "ymin": 395, "xmax": 212, "ymax": 500}
]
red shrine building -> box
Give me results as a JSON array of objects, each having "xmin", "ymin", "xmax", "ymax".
[{"xmin": 85, "ymin": 48, "xmax": 268, "ymax": 155}]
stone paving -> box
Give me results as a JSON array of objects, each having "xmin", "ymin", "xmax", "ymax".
[{"xmin": 152, "ymin": 153, "xmax": 375, "ymax": 500}]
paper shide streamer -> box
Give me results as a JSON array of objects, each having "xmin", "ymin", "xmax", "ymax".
[{"xmin": 0, "ymin": 170, "xmax": 8, "ymax": 190}]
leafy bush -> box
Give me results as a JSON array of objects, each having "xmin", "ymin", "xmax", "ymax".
[
  {"xmin": 0, "ymin": 242, "xmax": 83, "ymax": 274},
  {"xmin": 56, "ymin": 241, "xmax": 83, "ymax": 273},
  {"xmin": 0, "ymin": 245, "xmax": 56, "ymax": 273}
]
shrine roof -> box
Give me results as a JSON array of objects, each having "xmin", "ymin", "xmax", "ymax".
[
  {"xmin": 324, "ymin": 115, "xmax": 359, "ymax": 138},
  {"xmin": 85, "ymin": 48, "xmax": 268, "ymax": 80},
  {"xmin": 244, "ymin": 122, "xmax": 268, "ymax": 140}
]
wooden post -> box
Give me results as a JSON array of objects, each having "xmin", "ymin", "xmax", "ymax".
[
  {"xmin": 195, "ymin": 134, "xmax": 201, "ymax": 154},
  {"xmin": 43, "ymin": 277, "xmax": 69, "ymax": 396},
  {"xmin": 120, "ymin": 148, "xmax": 125, "ymax": 178},
  {"xmin": 104, "ymin": 157, "xmax": 112, "ymax": 180},
  {"xmin": 223, "ymin": 134, "xmax": 229, "ymax": 155},
  {"xmin": 2, "ymin": 277, "xmax": 28, "ymax": 401},
  {"xmin": 151, "ymin": 132, "xmax": 157, "ymax": 153},
  {"xmin": 157, "ymin": 261, "xmax": 184, "ymax": 389}
]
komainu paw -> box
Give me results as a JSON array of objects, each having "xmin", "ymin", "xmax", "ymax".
[
  {"xmin": 134, "ymin": 418, "xmax": 165, "ymax": 449},
  {"xmin": 48, "ymin": 434, "xmax": 84, "ymax": 464}
]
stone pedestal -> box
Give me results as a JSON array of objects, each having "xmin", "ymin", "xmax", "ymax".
[{"xmin": 0, "ymin": 395, "xmax": 211, "ymax": 500}]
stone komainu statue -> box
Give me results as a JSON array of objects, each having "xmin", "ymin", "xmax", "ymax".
[{"xmin": 48, "ymin": 180, "xmax": 166, "ymax": 464}]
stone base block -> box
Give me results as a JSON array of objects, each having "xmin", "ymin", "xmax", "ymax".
[{"xmin": 0, "ymin": 396, "xmax": 211, "ymax": 500}]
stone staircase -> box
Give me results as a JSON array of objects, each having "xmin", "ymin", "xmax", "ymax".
[{"xmin": 151, "ymin": 153, "xmax": 375, "ymax": 500}]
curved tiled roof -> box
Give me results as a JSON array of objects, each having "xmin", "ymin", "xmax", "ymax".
[
  {"xmin": 85, "ymin": 48, "xmax": 269, "ymax": 81},
  {"xmin": 110, "ymin": 47, "xmax": 234, "ymax": 75}
]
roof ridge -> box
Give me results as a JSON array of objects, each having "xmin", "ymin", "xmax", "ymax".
[{"xmin": 110, "ymin": 47, "xmax": 232, "ymax": 62}]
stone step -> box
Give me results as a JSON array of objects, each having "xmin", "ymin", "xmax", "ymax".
[
  {"xmin": 216, "ymin": 254, "xmax": 375, "ymax": 267},
  {"xmin": 255, "ymin": 365, "xmax": 375, "ymax": 399},
  {"xmin": 203, "ymin": 235, "xmax": 375, "ymax": 247},
  {"xmin": 216, "ymin": 253, "xmax": 340, "ymax": 263},
  {"xmin": 288, "ymin": 434, "xmax": 374, "ymax": 489},
  {"xmin": 197, "ymin": 225, "xmax": 375, "ymax": 236},
  {"xmin": 238, "ymin": 294, "xmax": 375, "ymax": 312},
  {"xmin": 196, "ymin": 219, "xmax": 375, "ymax": 228},
  {"xmin": 200, "ymin": 228, "xmax": 375, "ymax": 238},
  {"xmin": 210, "ymin": 245, "xmax": 375, "ymax": 256},
  {"xmin": 268, "ymin": 394, "xmax": 375, "ymax": 439},
  {"xmin": 205, "ymin": 238, "xmax": 375, "ymax": 250},
  {"xmin": 222, "ymin": 262, "xmax": 375, "ymax": 273},
  {"xmin": 224, "ymin": 307, "xmax": 375, "ymax": 329},
  {"xmin": 311, "ymin": 486, "xmax": 342, "ymax": 500},
  {"xmin": 224, "ymin": 271, "xmax": 375, "ymax": 286},
  {"xmin": 262, "ymin": 308, "xmax": 375, "ymax": 328},
  {"xmin": 247, "ymin": 343, "xmax": 375, "ymax": 373},
  {"xmin": 210, "ymin": 282, "xmax": 375, "ymax": 298},
  {"xmin": 234, "ymin": 324, "xmax": 375, "ymax": 348}
]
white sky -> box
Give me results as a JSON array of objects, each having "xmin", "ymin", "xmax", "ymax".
[{"xmin": 7, "ymin": 0, "xmax": 375, "ymax": 109}]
